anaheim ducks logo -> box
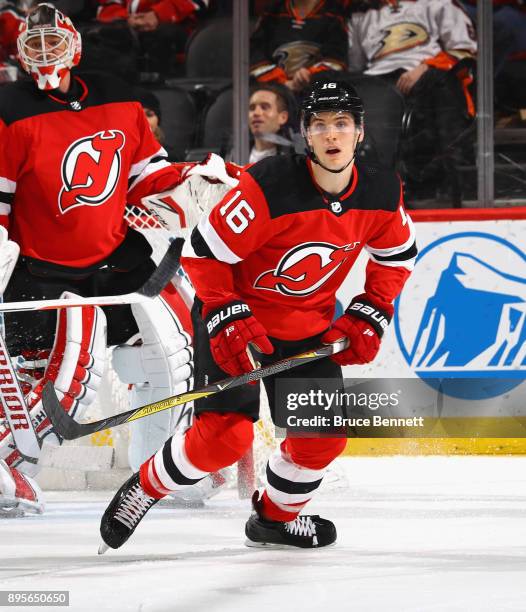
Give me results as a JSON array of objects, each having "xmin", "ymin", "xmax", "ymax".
[
  {"xmin": 58, "ymin": 130, "xmax": 125, "ymax": 214},
  {"xmin": 273, "ymin": 41, "xmax": 321, "ymax": 77},
  {"xmin": 254, "ymin": 242, "xmax": 360, "ymax": 297},
  {"xmin": 375, "ymin": 22, "xmax": 429, "ymax": 60}
]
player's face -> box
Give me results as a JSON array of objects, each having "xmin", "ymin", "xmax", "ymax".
[
  {"xmin": 307, "ymin": 111, "xmax": 363, "ymax": 170},
  {"xmin": 24, "ymin": 32, "xmax": 69, "ymax": 64},
  {"xmin": 249, "ymin": 90, "xmax": 288, "ymax": 139}
]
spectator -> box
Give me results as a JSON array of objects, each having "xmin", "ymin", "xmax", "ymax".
[
  {"xmin": 0, "ymin": 1, "xmax": 24, "ymax": 81},
  {"xmin": 461, "ymin": 0, "xmax": 526, "ymax": 120},
  {"xmin": 95, "ymin": 0, "xmax": 209, "ymax": 76},
  {"xmin": 250, "ymin": 0, "xmax": 348, "ymax": 94},
  {"xmin": 348, "ymin": 0, "xmax": 477, "ymax": 206},
  {"xmin": 247, "ymin": 83, "xmax": 292, "ymax": 163},
  {"xmin": 135, "ymin": 88, "xmax": 164, "ymax": 143},
  {"xmin": 461, "ymin": 1, "xmax": 526, "ymax": 75}
]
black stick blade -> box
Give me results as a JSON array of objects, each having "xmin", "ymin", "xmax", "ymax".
[
  {"xmin": 138, "ymin": 237, "xmax": 184, "ymax": 298},
  {"xmin": 42, "ymin": 382, "xmax": 87, "ymax": 440}
]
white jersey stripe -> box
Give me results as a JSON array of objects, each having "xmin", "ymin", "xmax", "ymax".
[
  {"xmin": 195, "ymin": 215, "xmax": 242, "ymax": 264},
  {"xmin": 0, "ymin": 177, "xmax": 16, "ymax": 194}
]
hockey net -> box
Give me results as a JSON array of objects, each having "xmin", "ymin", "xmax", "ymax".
[{"xmin": 36, "ymin": 203, "xmax": 278, "ymax": 494}]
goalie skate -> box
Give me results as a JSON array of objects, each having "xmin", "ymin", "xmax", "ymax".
[
  {"xmin": 99, "ymin": 472, "xmax": 159, "ymax": 553},
  {"xmin": 245, "ymin": 492, "xmax": 336, "ymax": 549}
]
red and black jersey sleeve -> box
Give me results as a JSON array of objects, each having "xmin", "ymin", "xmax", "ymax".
[
  {"xmin": 0, "ymin": 117, "xmax": 23, "ymax": 231},
  {"xmin": 181, "ymin": 170, "xmax": 272, "ymax": 309},
  {"xmin": 126, "ymin": 102, "xmax": 184, "ymax": 204},
  {"xmin": 363, "ymin": 179, "xmax": 416, "ymax": 309}
]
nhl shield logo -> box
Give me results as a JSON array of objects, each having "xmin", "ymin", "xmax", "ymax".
[{"xmin": 58, "ymin": 130, "xmax": 125, "ymax": 214}]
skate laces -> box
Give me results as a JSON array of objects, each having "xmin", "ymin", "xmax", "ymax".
[
  {"xmin": 285, "ymin": 515, "xmax": 317, "ymax": 538},
  {"xmin": 114, "ymin": 483, "xmax": 156, "ymax": 530}
]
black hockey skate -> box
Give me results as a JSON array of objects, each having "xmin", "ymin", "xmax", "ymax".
[
  {"xmin": 245, "ymin": 492, "xmax": 336, "ymax": 549},
  {"xmin": 99, "ymin": 472, "xmax": 159, "ymax": 553}
]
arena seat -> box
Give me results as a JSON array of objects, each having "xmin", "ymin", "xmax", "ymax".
[
  {"xmin": 151, "ymin": 87, "xmax": 198, "ymax": 160},
  {"xmin": 185, "ymin": 18, "xmax": 233, "ymax": 79},
  {"xmin": 200, "ymin": 87, "xmax": 233, "ymax": 155}
]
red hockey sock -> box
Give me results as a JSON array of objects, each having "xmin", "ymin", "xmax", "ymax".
[
  {"xmin": 140, "ymin": 455, "xmax": 168, "ymax": 499},
  {"xmin": 185, "ymin": 412, "xmax": 254, "ymax": 473},
  {"xmin": 259, "ymin": 490, "xmax": 306, "ymax": 522},
  {"xmin": 259, "ymin": 437, "xmax": 347, "ymax": 522},
  {"xmin": 285, "ymin": 436, "xmax": 347, "ymax": 470}
]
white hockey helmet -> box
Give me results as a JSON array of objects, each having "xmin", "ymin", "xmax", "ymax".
[{"xmin": 17, "ymin": 3, "xmax": 82, "ymax": 91}]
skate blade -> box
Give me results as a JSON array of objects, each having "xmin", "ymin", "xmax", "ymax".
[
  {"xmin": 0, "ymin": 507, "xmax": 25, "ymax": 519},
  {"xmin": 98, "ymin": 541, "xmax": 110, "ymax": 555},
  {"xmin": 244, "ymin": 538, "xmax": 336, "ymax": 550}
]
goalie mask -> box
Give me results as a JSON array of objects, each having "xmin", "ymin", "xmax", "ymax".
[{"xmin": 17, "ymin": 3, "xmax": 82, "ymax": 91}]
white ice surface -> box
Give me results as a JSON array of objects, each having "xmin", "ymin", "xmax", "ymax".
[{"xmin": 2, "ymin": 456, "xmax": 526, "ymax": 612}]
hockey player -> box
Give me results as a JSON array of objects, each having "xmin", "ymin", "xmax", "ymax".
[
  {"xmin": 0, "ymin": 3, "xmax": 219, "ymax": 514},
  {"xmin": 99, "ymin": 79, "xmax": 417, "ymax": 551}
]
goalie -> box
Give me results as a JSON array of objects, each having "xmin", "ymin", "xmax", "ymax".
[{"xmin": 0, "ymin": 3, "xmax": 237, "ymax": 515}]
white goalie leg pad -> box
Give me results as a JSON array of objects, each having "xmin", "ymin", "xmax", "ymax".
[
  {"xmin": 0, "ymin": 226, "xmax": 20, "ymax": 294},
  {"xmin": 112, "ymin": 294, "xmax": 193, "ymax": 471},
  {"xmin": 0, "ymin": 458, "xmax": 44, "ymax": 516},
  {"xmin": 25, "ymin": 295, "xmax": 107, "ymax": 444}
]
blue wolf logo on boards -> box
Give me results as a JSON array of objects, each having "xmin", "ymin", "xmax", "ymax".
[{"xmin": 395, "ymin": 232, "xmax": 526, "ymax": 399}]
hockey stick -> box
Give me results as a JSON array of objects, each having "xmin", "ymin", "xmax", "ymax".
[
  {"xmin": 42, "ymin": 339, "xmax": 349, "ymax": 440},
  {"xmin": 0, "ymin": 331, "xmax": 40, "ymax": 466},
  {"xmin": 0, "ymin": 237, "xmax": 184, "ymax": 313}
]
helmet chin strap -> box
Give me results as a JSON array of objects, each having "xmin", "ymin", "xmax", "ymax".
[
  {"xmin": 307, "ymin": 131, "xmax": 363, "ymax": 174},
  {"xmin": 310, "ymin": 152, "xmax": 355, "ymax": 174}
]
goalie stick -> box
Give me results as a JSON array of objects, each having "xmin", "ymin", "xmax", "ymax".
[
  {"xmin": 0, "ymin": 331, "xmax": 40, "ymax": 467},
  {"xmin": 42, "ymin": 339, "xmax": 349, "ymax": 440},
  {"xmin": 0, "ymin": 237, "xmax": 184, "ymax": 313}
]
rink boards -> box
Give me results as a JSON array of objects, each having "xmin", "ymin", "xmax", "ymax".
[{"xmin": 339, "ymin": 207, "xmax": 526, "ymax": 457}]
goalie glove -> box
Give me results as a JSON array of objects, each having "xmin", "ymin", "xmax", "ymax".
[
  {"xmin": 322, "ymin": 294, "xmax": 393, "ymax": 366},
  {"xmin": 181, "ymin": 152, "xmax": 241, "ymax": 188},
  {"xmin": 140, "ymin": 154, "xmax": 242, "ymax": 236},
  {"xmin": 0, "ymin": 226, "xmax": 19, "ymax": 294},
  {"xmin": 203, "ymin": 300, "xmax": 273, "ymax": 377}
]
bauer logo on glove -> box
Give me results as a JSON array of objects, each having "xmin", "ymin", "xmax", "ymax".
[
  {"xmin": 347, "ymin": 300, "xmax": 390, "ymax": 335},
  {"xmin": 206, "ymin": 302, "xmax": 251, "ymax": 336},
  {"xmin": 322, "ymin": 293, "xmax": 394, "ymax": 366},
  {"xmin": 203, "ymin": 300, "xmax": 273, "ymax": 377}
]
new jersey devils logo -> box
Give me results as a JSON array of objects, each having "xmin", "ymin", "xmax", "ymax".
[
  {"xmin": 58, "ymin": 130, "xmax": 125, "ymax": 214},
  {"xmin": 254, "ymin": 242, "xmax": 360, "ymax": 297}
]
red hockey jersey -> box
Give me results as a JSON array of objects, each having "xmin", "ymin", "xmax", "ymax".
[
  {"xmin": 0, "ymin": 72, "xmax": 183, "ymax": 267},
  {"xmin": 181, "ymin": 155, "xmax": 416, "ymax": 340}
]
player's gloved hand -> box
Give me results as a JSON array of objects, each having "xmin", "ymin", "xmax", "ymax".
[
  {"xmin": 321, "ymin": 294, "xmax": 393, "ymax": 366},
  {"xmin": 203, "ymin": 300, "xmax": 274, "ymax": 377}
]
